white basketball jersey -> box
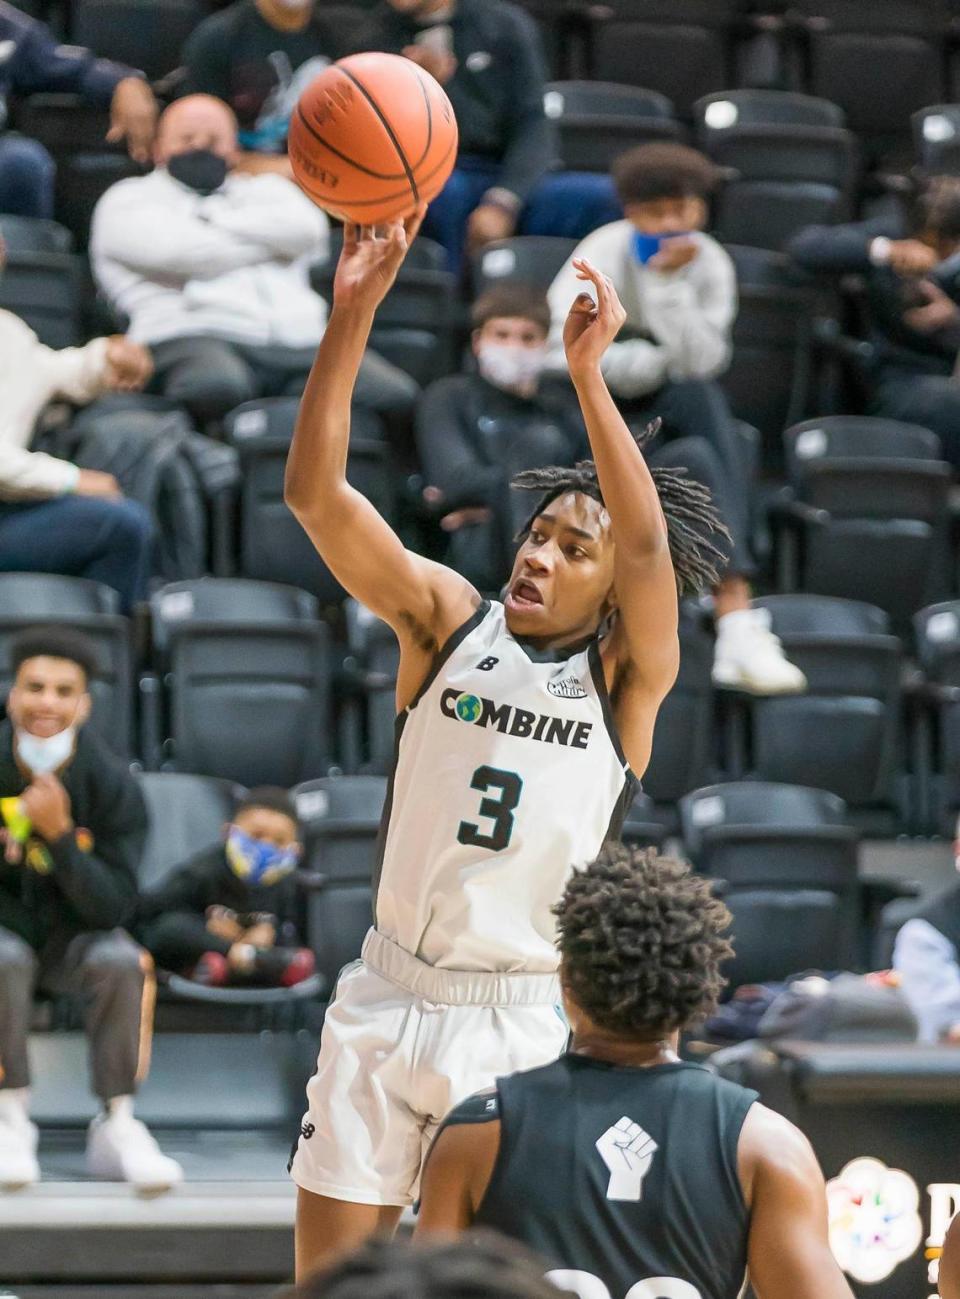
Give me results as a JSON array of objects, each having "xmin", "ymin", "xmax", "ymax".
[{"xmin": 374, "ymin": 600, "xmax": 636, "ymax": 974}]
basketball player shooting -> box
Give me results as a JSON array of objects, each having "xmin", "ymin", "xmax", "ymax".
[
  {"xmin": 417, "ymin": 846, "xmax": 856, "ymax": 1299},
  {"xmin": 284, "ymin": 210, "xmax": 729, "ymax": 1276}
]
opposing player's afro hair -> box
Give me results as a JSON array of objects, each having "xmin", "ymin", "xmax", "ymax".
[
  {"xmin": 290, "ymin": 1233, "xmax": 561, "ymax": 1299},
  {"xmin": 512, "ymin": 420, "xmax": 730, "ymax": 596},
  {"xmin": 554, "ymin": 844, "xmax": 734, "ymax": 1038}
]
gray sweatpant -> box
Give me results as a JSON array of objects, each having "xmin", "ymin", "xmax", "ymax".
[{"xmin": 0, "ymin": 925, "xmax": 152, "ymax": 1101}]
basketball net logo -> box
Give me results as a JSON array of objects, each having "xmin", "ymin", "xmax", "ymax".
[{"xmin": 595, "ymin": 1117, "xmax": 658, "ymax": 1201}]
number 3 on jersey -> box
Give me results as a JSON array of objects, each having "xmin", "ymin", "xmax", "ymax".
[{"xmin": 457, "ymin": 766, "xmax": 523, "ymax": 851}]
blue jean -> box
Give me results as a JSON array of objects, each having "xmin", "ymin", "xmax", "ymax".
[
  {"xmin": 424, "ymin": 156, "xmax": 622, "ymax": 274},
  {"xmin": 0, "ymin": 132, "xmax": 55, "ymax": 219},
  {"xmin": 0, "ymin": 495, "xmax": 153, "ymax": 612}
]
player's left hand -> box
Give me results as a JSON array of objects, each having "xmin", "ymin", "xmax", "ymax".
[
  {"xmin": 563, "ymin": 257, "xmax": 627, "ymax": 379},
  {"xmin": 20, "ymin": 774, "xmax": 73, "ymax": 843},
  {"xmin": 107, "ymin": 77, "xmax": 158, "ymax": 165},
  {"xmin": 333, "ymin": 204, "xmax": 427, "ymax": 314}
]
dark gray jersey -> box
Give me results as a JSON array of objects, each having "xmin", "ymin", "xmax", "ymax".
[{"xmin": 438, "ymin": 1053, "xmax": 758, "ymax": 1299}]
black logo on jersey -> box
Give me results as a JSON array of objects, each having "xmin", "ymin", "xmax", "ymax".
[
  {"xmin": 476, "ymin": 656, "xmax": 499, "ymax": 671},
  {"xmin": 440, "ymin": 688, "xmax": 592, "ymax": 749},
  {"xmin": 300, "ymin": 1122, "xmax": 316, "ymax": 1140},
  {"xmin": 548, "ymin": 676, "xmax": 588, "ymax": 700}
]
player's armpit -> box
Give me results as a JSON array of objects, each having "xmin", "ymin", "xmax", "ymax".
[
  {"xmin": 742, "ymin": 1105, "xmax": 855, "ymax": 1299},
  {"xmin": 415, "ymin": 1114, "xmax": 501, "ymax": 1235}
]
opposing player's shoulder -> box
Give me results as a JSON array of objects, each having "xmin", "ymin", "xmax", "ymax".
[
  {"xmin": 739, "ymin": 1102, "xmax": 824, "ymax": 1208},
  {"xmin": 443, "ymin": 1087, "xmax": 501, "ymax": 1128}
]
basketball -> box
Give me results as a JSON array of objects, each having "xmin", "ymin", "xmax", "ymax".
[{"xmin": 288, "ymin": 52, "xmax": 458, "ymax": 225}]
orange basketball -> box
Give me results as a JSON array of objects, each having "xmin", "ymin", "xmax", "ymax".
[{"xmin": 288, "ymin": 52, "xmax": 458, "ymax": 225}]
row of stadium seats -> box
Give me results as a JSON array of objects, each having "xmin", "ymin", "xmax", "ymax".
[
  {"xmin": 7, "ymin": 572, "xmax": 960, "ymax": 835},
  {"xmin": 133, "ymin": 767, "xmax": 921, "ymax": 1010}
]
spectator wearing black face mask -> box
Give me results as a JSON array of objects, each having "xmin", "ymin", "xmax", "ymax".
[{"xmin": 90, "ymin": 94, "xmax": 418, "ymax": 427}]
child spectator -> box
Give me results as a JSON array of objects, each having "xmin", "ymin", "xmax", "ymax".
[{"xmin": 139, "ymin": 787, "xmax": 314, "ymax": 988}]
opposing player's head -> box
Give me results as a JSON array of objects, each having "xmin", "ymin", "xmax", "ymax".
[
  {"xmin": 613, "ymin": 142, "xmax": 718, "ymax": 239},
  {"xmin": 472, "ymin": 283, "xmax": 550, "ymax": 398},
  {"xmin": 292, "ymin": 1232, "xmax": 561, "ymax": 1299},
  {"xmin": 504, "ymin": 423, "xmax": 728, "ymax": 642},
  {"xmin": 554, "ymin": 844, "xmax": 734, "ymax": 1043}
]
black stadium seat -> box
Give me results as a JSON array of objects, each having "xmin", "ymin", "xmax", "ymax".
[
  {"xmin": 0, "ymin": 574, "xmax": 133, "ymax": 758},
  {"xmin": 0, "ymin": 216, "xmax": 72, "ymax": 254},
  {"xmin": 544, "ymin": 80, "xmax": 686, "ymax": 172},
  {"xmin": 144, "ymin": 579, "xmax": 332, "ymax": 787},
  {"xmin": 913, "ymin": 103, "xmax": 960, "ymax": 174},
  {"xmin": 914, "ymin": 601, "xmax": 960, "ymax": 832},
  {"xmin": 695, "ymin": 91, "xmax": 857, "ymax": 250},
  {"xmin": 135, "ymin": 771, "xmax": 242, "ymax": 893},
  {"xmin": 225, "ymin": 398, "xmax": 393, "ymax": 605},
  {"xmin": 471, "ymin": 236, "xmax": 577, "ymax": 297},
  {"xmin": 70, "ymin": 0, "xmax": 205, "ymax": 81},
  {"xmin": 293, "ymin": 776, "xmax": 387, "ymax": 989},
  {"xmin": 679, "ymin": 781, "xmax": 862, "ymax": 984},
  {"xmin": 0, "ymin": 250, "xmax": 83, "ymax": 348}
]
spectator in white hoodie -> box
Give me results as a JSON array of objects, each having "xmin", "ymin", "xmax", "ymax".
[
  {"xmin": 547, "ymin": 143, "xmax": 804, "ymax": 695},
  {"xmin": 0, "ymin": 236, "xmax": 153, "ymax": 613},
  {"xmin": 91, "ymin": 94, "xmax": 417, "ymax": 426}
]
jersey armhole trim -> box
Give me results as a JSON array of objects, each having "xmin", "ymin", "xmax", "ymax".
[
  {"xmin": 474, "ymin": 1078, "xmax": 510, "ymax": 1222},
  {"xmin": 587, "ymin": 638, "xmax": 633, "ymax": 777},
  {"xmin": 405, "ymin": 598, "xmax": 492, "ymax": 713}
]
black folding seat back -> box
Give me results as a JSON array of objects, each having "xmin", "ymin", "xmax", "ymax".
[
  {"xmin": 0, "ymin": 573, "xmax": 118, "ymax": 617},
  {"xmin": 680, "ymin": 780, "xmax": 849, "ymax": 857},
  {"xmin": 915, "ymin": 601, "xmax": 960, "ymax": 683},
  {"xmin": 0, "ymin": 215, "xmax": 73, "ymax": 254},
  {"xmin": 225, "ymin": 400, "xmax": 392, "ymax": 603},
  {"xmin": 150, "ymin": 577, "xmax": 318, "ymax": 659},
  {"xmin": 472, "ymin": 237, "xmax": 579, "ymax": 297},
  {"xmin": 294, "ymin": 775, "xmax": 386, "ymax": 882},
  {"xmin": 913, "ymin": 104, "xmax": 960, "ymax": 174},
  {"xmin": 135, "ymin": 772, "xmax": 241, "ymax": 892},
  {"xmin": 786, "ymin": 416, "xmax": 943, "ymax": 479},
  {"xmin": 754, "ymin": 593, "xmax": 889, "ymax": 639},
  {"xmin": 789, "ymin": 0, "xmax": 950, "ymax": 140},
  {"xmin": 0, "ymin": 250, "xmax": 83, "ymax": 348},
  {"xmin": 642, "ymin": 605, "xmax": 715, "ymax": 808},
  {"xmin": 695, "ymin": 89, "xmax": 846, "ymax": 131},
  {"xmin": 544, "ymin": 80, "xmax": 685, "ymax": 171},
  {"xmin": 167, "ymin": 622, "xmax": 331, "ymax": 787},
  {"xmin": 722, "ymin": 890, "xmax": 853, "ymax": 986},
  {"xmin": 71, "ymin": 0, "xmax": 204, "ymax": 80},
  {"xmin": 714, "ymin": 178, "xmax": 851, "ymax": 251},
  {"xmin": 585, "ymin": 0, "xmax": 741, "ymax": 117}
]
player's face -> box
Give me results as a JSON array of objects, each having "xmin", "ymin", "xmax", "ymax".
[
  {"xmin": 504, "ymin": 492, "xmax": 615, "ymax": 643},
  {"xmin": 7, "ymin": 657, "xmax": 90, "ymax": 738},
  {"xmin": 626, "ymin": 195, "xmax": 706, "ymax": 235}
]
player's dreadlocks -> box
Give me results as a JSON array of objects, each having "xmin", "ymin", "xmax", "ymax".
[
  {"xmin": 554, "ymin": 844, "xmax": 734, "ymax": 1038},
  {"xmin": 511, "ymin": 420, "xmax": 730, "ymax": 596}
]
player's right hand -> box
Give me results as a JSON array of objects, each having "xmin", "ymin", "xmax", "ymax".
[{"xmin": 333, "ymin": 204, "xmax": 427, "ymax": 315}]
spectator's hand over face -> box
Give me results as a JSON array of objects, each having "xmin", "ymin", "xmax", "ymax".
[
  {"xmin": 401, "ymin": 44, "xmax": 457, "ymax": 85},
  {"xmin": 563, "ymin": 258, "xmax": 627, "ymax": 379},
  {"xmin": 105, "ymin": 336, "xmax": 154, "ymax": 392},
  {"xmin": 21, "ymin": 774, "xmax": 73, "ymax": 843},
  {"xmin": 107, "ymin": 77, "xmax": 159, "ymax": 165},
  {"xmin": 206, "ymin": 906, "xmax": 244, "ymax": 944},
  {"xmin": 75, "ymin": 469, "xmax": 122, "ymax": 500},
  {"xmin": 903, "ymin": 279, "xmax": 960, "ymax": 333},
  {"xmin": 467, "ymin": 203, "xmax": 516, "ymax": 254},
  {"xmin": 887, "ymin": 238, "xmax": 939, "ymax": 277},
  {"xmin": 649, "ymin": 237, "xmax": 699, "ymax": 273}
]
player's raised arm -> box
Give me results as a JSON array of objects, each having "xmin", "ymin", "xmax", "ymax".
[
  {"xmin": 742, "ymin": 1105, "xmax": 855, "ymax": 1299},
  {"xmin": 561, "ymin": 259, "xmax": 728, "ymax": 770},
  {"xmin": 284, "ymin": 209, "xmax": 475, "ymax": 648}
]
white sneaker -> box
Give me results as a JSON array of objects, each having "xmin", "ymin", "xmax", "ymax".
[
  {"xmin": 712, "ymin": 607, "xmax": 808, "ymax": 695},
  {"xmin": 87, "ymin": 1102, "xmax": 183, "ymax": 1191},
  {"xmin": 0, "ymin": 1107, "xmax": 39, "ymax": 1189}
]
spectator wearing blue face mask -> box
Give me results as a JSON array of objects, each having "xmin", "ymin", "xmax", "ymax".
[
  {"xmin": 138, "ymin": 787, "xmax": 314, "ymax": 988},
  {"xmin": 546, "ymin": 143, "xmax": 806, "ymax": 697}
]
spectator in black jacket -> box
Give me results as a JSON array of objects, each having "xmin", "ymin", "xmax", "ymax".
[
  {"xmin": 0, "ymin": 0, "xmax": 158, "ymax": 217},
  {"xmin": 416, "ymin": 283, "xmax": 587, "ymax": 590},
  {"xmin": 180, "ymin": 0, "xmax": 346, "ymax": 178},
  {"xmin": 788, "ymin": 176, "xmax": 960, "ymax": 468},
  {"xmin": 139, "ymin": 787, "xmax": 314, "ymax": 988},
  {"xmin": 0, "ymin": 628, "xmax": 181, "ymax": 1192},
  {"xmin": 356, "ymin": 0, "xmax": 621, "ymax": 273}
]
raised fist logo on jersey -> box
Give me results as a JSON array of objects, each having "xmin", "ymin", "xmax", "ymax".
[{"xmin": 595, "ymin": 1117, "xmax": 658, "ymax": 1202}]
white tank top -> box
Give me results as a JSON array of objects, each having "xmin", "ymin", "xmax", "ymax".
[{"xmin": 373, "ymin": 600, "xmax": 636, "ymax": 973}]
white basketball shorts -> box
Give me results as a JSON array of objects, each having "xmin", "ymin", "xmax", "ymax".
[{"xmin": 289, "ymin": 927, "xmax": 567, "ymax": 1206}]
